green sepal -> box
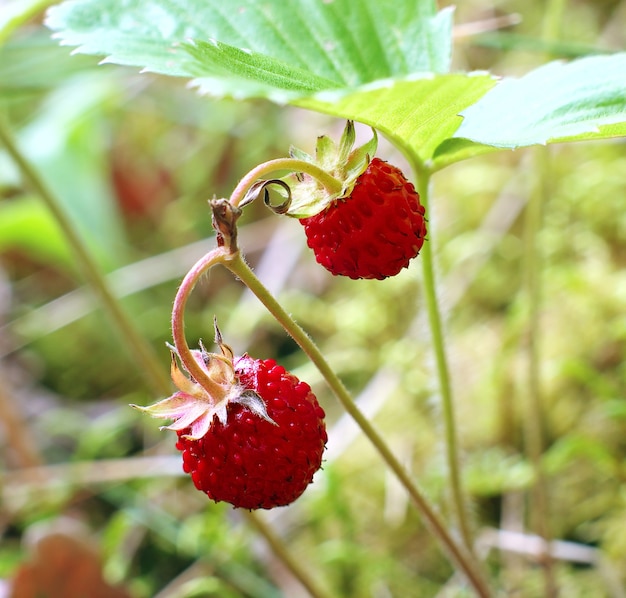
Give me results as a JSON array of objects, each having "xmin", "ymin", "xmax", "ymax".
[
  {"xmin": 283, "ymin": 120, "xmax": 378, "ymax": 219},
  {"xmin": 288, "ymin": 145, "xmax": 314, "ymax": 163}
]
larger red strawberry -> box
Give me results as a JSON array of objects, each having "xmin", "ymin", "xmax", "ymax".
[
  {"xmin": 133, "ymin": 333, "xmax": 326, "ymax": 510},
  {"xmin": 176, "ymin": 355, "xmax": 326, "ymax": 509},
  {"xmin": 282, "ymin": 121, "xmax": 426, "ymax": 280}
]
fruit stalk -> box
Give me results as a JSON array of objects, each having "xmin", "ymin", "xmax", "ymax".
[
  {"xmin": 229, "ymin": 157, "xmax": 343, "ymax": 208},
  {"xmin": 170, "ymin": 245, "xmax": 234, "ymax": 391},
  {"xmin": 522, "ymin": 148, "xmax": 557, "ymax": 596}
]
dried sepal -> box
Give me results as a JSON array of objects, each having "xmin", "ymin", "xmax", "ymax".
[
  {"xmin": 232, "ymin": 390, "xmax": 277, "ymax": 426},
  {"xmin": 132, "ymin": 324, "xmax": 276, "ymax": 440},
  {"xmin": 130, "ymin": 392, "xmax": 195, "ymax": 420}
]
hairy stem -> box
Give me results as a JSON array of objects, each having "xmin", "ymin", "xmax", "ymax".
[
  {"xmin": 413, "ymin": 164, "xmax": 475, "ymax": 555},
  {"xmin": 229, "ymin": 157, "xmax": 343, "ymax": 207},
  {"xmin": 170, "ymin": 246, "xmax": 234, "ymax": 390},
  {"xmin": 227, "ymin": 255, "xmax": 491, "ymax": 597},
  {"xmin": 0, "ymin": 117, "xmax": 171, "ymax": 395}
]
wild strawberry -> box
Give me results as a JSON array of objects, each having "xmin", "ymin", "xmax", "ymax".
[
  {"xmin": 282, "ymin": 121, "xmax": 426, "ymax": 280},
  {"xmin": 299, "ymin": 158, "xmax": 426, "ymax": 280},
  {"xmin": 133, "ymin": 328, "xmax": 326, "ymax": 510},
  {"xmin": 176, "ymin": 355, "xmax": 327, "ymax": 509}
]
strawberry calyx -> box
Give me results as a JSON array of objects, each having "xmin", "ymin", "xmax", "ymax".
[
  {"xmin": 282, "ymin": 120, "xmax": 378, "ymax": 219},
  {"xmin": 132, "ymin": 327, "xmax": 275, "ymax": 440}
]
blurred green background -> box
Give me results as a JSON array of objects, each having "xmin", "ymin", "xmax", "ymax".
[{"xmin": 1, "ymin": 1, "xmax": 625, "ymax": 596}]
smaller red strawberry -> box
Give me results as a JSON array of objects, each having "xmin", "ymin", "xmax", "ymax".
[
  {"xmin": 283, "ymin": 121, "xmax": 427, "ymax": 280},
  {"xmin": 300, "ymin": 158, "xmax": 426, "ymax": 280},
  {"xmin": 132, "ymin": 327, "xmax": 326, "ymax": 510}
]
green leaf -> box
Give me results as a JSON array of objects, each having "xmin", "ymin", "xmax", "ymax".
[
  {"xmin": 46, "ymin": 0, "xmax": 453, "ymax": 100},
  {"xmin": 182, "ymin": 39, "xmax": 342, "ymax": 101},
  {"xmin": 296, "ymin": 73, "xmax": 497, "ymax": 167},
  {"xmin": 454, "ymin": 53, "xmax": 626, "ymax": 149}
]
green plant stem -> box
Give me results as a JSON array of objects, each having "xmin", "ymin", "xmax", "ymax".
[
  {"xmin": 523, "ymin": 0, "xmax": 568, "ymax": 593},
  {"xmin": 230, "ymin": 255, "xmax": 491, "ymax": 597},
  {"xmin": 522, "ymin": 149, "xmax": 557, "ymax": 598},
  {"xmin": 229, "ymin": 157, "xmax": 343, "ymax": 207},
  {"xmin": 0, "ymin": 117, "xmax": 171, "ymax": 395},
  {"xmin": 170, "ymin": 244, "xmax": 491, "ymax": 597},
  {"xmin": 413, "ymin": 164, "xmax": 475, "ymax": 555},
  {"xmin": 241, "ymin": 511, "xmax": 335, "ymax": 598}
]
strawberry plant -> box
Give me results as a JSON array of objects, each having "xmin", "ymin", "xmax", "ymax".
[{"xmin": 2, "ymin": 0, "xmax": 626, "ymax": 596}]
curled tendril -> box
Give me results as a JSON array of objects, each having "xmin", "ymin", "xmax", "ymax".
[{"xmin": 240, "ymin": 179, "xmax": 292, "ymax": 214}]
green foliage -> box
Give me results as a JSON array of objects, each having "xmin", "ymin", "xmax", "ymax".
[
  {"xmin": 46, "ymin": 0, "xmax": 451, "ymax": 99},
  {"xmin": 297, "ymin": 74, "xmax": 497, "ymax": 169},
  {"xmin": 46, "ymin": 0, "xmax": 626, "ymax": 168},
  {"xmin": 454, "ymin": 53, "xmax": 626, "ymax": 148},
  {"xmin": 2, "ymin": 0, "xmax": 626, "ymax": 596}
]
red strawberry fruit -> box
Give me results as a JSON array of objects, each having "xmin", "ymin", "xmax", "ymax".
[
  {"xmin": 282, "ymin": 121, "xmax": 426, "ymax": 280},
  {"xmin": 299, "ymin": 157, "xmax": 426, "ymax": 280},
  {"xmin": 133, "ymin": 330, "xmax": 326, "ymax": 510}
]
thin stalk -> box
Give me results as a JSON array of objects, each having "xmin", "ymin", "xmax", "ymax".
[
  {"xmin": 523, "ymin": 0, "xmax": 568, "ymax": 593},
  {"xmin": 170, "ymin": 246, "xmax": 234, "ymax": 390},
  {"xmin": 225, "ymin": 255, "xmax": 492, "ymax": 597},
  {"xmin": 413, "ymin": 163, "xmax": 474, "ymax": 555},
  {"xmin": 522, "ymin": 149, "xmax": 557, "ymax": 597},
  {"xmin": 0, "ymin": 117, "xmax": 170, "ymax": 395},
  {"xmin": 242, "ymin": 511, "xmax": 335, "ymax": 598},
  {"xmin": 229, "ymin": 158, "xmax": 343, "ymax": 207}
]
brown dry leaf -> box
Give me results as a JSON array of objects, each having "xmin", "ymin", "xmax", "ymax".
[{"xmin": 9, "ymin": 532, "xmax": 132, "ymax": 598}]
